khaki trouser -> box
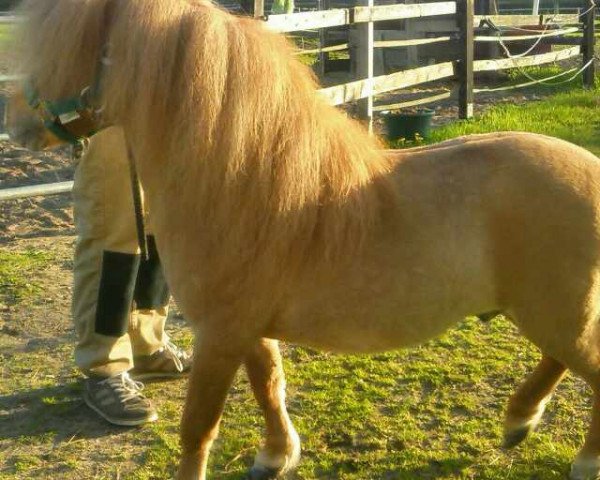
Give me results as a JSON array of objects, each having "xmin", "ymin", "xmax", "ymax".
[{"xmin": 72, "ymin": 127, "xmax": 170, "ymax": 377}]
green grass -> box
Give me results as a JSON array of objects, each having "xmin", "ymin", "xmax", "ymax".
[
  {"xmin": 426, "ymin": 85, "xmax": 600, "ymax": 155},
  {"xmin": 0, "ymin": 249, "xmax": 54, "ymax": 304},
  {"xmin": 125, "ymin": 317, "xmax": 588, "ymax": 480},
  {"xmin": 0, "ymin": 23, "xmax": 15, "ymax": 49},
  {"xmin": 0, "ymin": 23, "xmax": 13, "ymax": 39},
  {"xmin": 505, "ymin": 64, "xmax": 572, "ymax": 86}
]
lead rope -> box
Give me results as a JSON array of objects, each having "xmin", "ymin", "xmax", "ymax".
[
  {"xmin": 127, "ymin": 143, "xmax": 149, "ymax": 261},
  {"xmin": 71, "ymin": 138, "xmax": 90, "ymax": 164}
]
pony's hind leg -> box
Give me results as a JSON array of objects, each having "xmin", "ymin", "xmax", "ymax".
[
  {"xmin": 571, "ymin": 392, "xmax": 600, "ymax": 480},
  {"xmin": 245, "ymin": 339, "xmax": 300, "ymax": 479},
  {"xmin": 177, "ymin": 334, "xmax": 246, "ymax": 480},
  {"xmin": 503, "ymin": 354, "xmax": 566, "ymax": 448}
]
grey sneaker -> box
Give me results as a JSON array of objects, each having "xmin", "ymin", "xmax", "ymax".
[
  {"xmin": 83, "ymin": 372, "xmax": 158, "ymax": 426},
  {"xmin": 130, "ymin": 341, "xmax": 192, "ymax": 380}
]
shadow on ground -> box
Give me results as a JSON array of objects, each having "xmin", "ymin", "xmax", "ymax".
[
  {"xmin": 211, "ymin": 453, "xmax": 570, "ymax": 480},
  {"xmin": 0, "ymin": 381, "xmax": 133, "ymax": 442}
]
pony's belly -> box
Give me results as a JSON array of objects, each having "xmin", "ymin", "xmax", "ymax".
[
  {"xmin": 268, "ymin": 291, "xmax": 492, "ymax": 354},
  {"xmin": 270, "ymin": 318, "xmax": 456, "ymax": 354},
  {"xmin": 268, "ymin": 239, "xmax": 497, "ymax": 353}
]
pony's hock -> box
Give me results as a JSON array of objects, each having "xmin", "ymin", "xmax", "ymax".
[{"xmin": 12, "ymin": 1, "xmax": 600, "ymax": 479}]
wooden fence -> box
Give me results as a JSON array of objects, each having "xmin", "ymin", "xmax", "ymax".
[
  {"xmin": 0, "ymin": 0, "xmax": 596, "ymax": 201},
  {"xmin": 263, "ymin": 0, "xmax": 595, "ymax": 131}
]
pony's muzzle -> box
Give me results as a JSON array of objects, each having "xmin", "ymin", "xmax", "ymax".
[{"xmin": 6, "ymin": 90, "xmax": 62, "ymax": 151}]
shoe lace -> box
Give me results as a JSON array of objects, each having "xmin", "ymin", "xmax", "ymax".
[
  {"xmin": 100, "ymin": 372, "xmax": 146, "ymax": 403},
  {"xmin": 161, "ymin": 341, "xmax": 188, "ymax": 373}
]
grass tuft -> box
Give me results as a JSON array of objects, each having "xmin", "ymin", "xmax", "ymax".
[{"xmin": 0, "ymin": 249, "xmax": 55, "ymax": 304}]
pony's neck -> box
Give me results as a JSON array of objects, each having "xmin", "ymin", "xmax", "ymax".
[{"xmin": 107, "ymin": 0, "xmax": 392, "ymax": 241}]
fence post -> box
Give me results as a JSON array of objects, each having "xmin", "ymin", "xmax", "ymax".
[
  {"xmin": 457, "ymin": 0, "xmax": 474, "ymax": 120},
  {"xmin": 318, "ymin": 0, "xmax": 331, "ymax": 77},
  {"xmin": 253, "ymin": 0, "xmax": 265, "ymax": 18},
  {"xmin": 582, "ymin": 0, "xmax": 595, "ymax": 89},
  {"xmin": 356, "ymin": 0, "xmax": 374, "ymax": 133}
]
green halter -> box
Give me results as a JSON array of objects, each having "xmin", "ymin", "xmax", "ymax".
[
  {"xmin": 23, "ymin": 44, "xmax": 110, "ymax": 146},
  {"xmin": 23, "ymin": 79, "xmax": 99, "ymax": 145}
]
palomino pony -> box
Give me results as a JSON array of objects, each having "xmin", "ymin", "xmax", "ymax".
[{"xmin": 9, "ymin": 0, "xmax": 600, "ymax": 478}]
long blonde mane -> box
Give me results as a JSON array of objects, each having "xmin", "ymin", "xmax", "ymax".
[{"xmin": 21, "ymin": 0, "xmax": 395, "ymax": 286}]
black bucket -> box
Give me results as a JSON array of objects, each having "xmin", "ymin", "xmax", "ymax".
[{"xmin": 382, "ymin": 109, "xmax": 435, "ymax": 141}]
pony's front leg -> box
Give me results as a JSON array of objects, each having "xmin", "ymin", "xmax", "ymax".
[
  {"xmin": 503, "ymin": 354, "xmax": 566, "ymax": 448},
  {"xmin": 245, "ymin": 339, "xmax": 300, "ymax": 479},
  {"xmin": 177, "ymin": 335, "xmax": 246, "ymax": 480}
]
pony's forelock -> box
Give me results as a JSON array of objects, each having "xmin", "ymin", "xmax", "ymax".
[{"xmin": 19, "ymin": 0, "xmax": 112, "ymax": 99}]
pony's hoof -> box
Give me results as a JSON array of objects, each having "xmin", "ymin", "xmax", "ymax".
[
  {"xmin": 503, "ymin": 403, "xmax": 548, "ymax": 449},
  {"xmin": 570, "ymin": 456, "xmax": 600, "ymax": 480},
  {"xmin": 246, "ymin": 465, "xmax": 282, "ymax": 480},
  {"xmin": 502, "ymin": 425, "xmax": 531, "ymax": 449}
]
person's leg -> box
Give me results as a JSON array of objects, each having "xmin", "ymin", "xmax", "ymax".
[
  {"xmin": 129, "ymin": 235, "xmax": 192, "ymax": 380},
  {"xmin": 72, "ymin": 127, "xmax": 156, "ymax": 425},
  {"xmin": 129, "ymin": 234, "xmax": 169, "ymax": 356},
  {"xmin": 72, "ymin": 126, "xmax": 140, "ymax": 377},
  {"xmin": 72, "ymin": 127, "xmax": 190, "ymax": 424}
]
